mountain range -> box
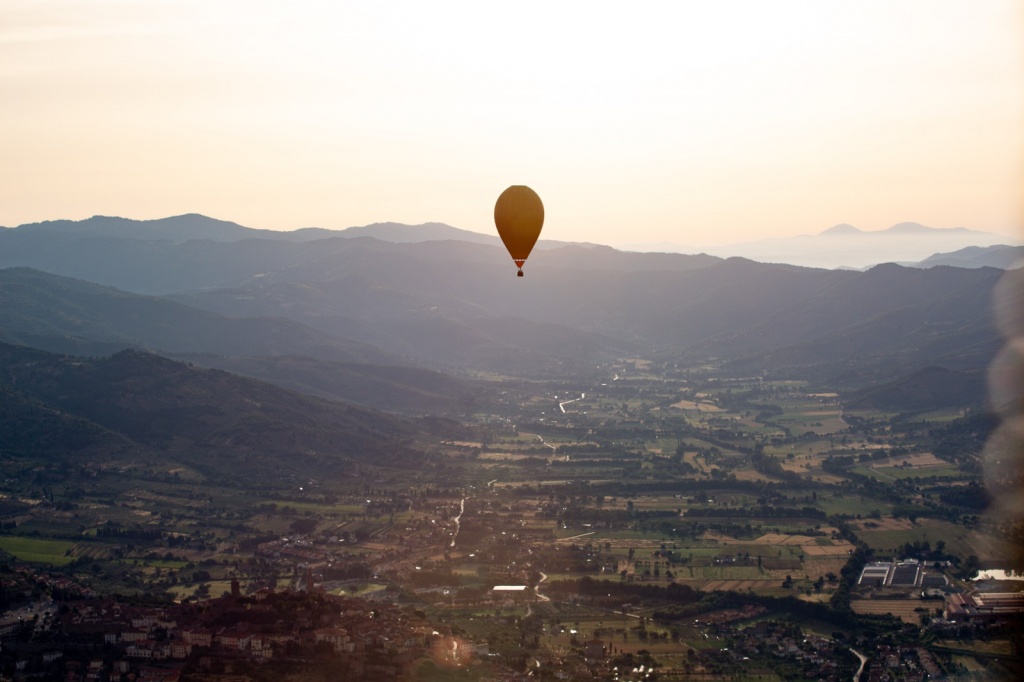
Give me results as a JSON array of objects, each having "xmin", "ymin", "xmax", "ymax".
[
  {"xmin": 0, "ymin": 214, "xmax": 1016, "ymax": 400},
  {"xmin": 0, "ymin": 212, "xmax": 1017, "ymax": 425},
  {"xmin": 5, "ymin": 215, "xmax": 1019, "ymax": 277}
]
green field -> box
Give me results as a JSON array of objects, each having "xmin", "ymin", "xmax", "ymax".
[
  {"xmin": 855, "ymin": 519, "xmax": 998, "ymax": 560},
  {"xmin": 264, "ymin": 500, "xmax": 364, "ymax": 515},
  {"xmin": 0, "ymin": 536, "xmax": 76, "ymax": 566}
]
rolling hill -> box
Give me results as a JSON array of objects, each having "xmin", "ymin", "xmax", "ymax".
[
  {"xmin": 843, "ymin": 366, "xmax": 988, "ymax": 412},
  {"xmin": 0, "ymin": 268, "xmax": 483, "ymax": 413},
  {"xmin": 0, "ymin": 343, "xmax": 451, "ymax": 484},
  {"xmin": 0, "ymin": 267, "xmax": 396, "ymax": 365}
]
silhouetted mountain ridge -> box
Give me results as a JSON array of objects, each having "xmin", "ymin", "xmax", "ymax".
[
  {"xmin": 0, "ymin": 217, "xmax": 719, "ymax": 295},
  {"xmin": 6, "ymin": 214, "xmax": 268, "ymax": 242}
]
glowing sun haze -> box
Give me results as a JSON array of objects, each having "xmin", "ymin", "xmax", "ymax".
[{"xmin": 3, "ymin": 0, "xmax": 1022, "ymax": 248}]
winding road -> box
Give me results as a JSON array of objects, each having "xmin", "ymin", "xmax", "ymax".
[
  {"xmin": 558, "ymin": 393, "xmax": 585, "ymax": 413},
  {"xmin": 450, "ymin": 497, "xmax": 465, "ymax": 548},
  {"xmin": 536, "ymin": 571, "xmax": 550, "ymax": 602},
  {"xmin": 851, "ymin": 648, "xmax": 868, "ymax": 682},
  {"xmin": 523, "ymin": 433, "xmax": 558, "ymax": 452}
]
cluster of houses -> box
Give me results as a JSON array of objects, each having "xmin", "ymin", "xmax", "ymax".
[
  {"xmin": 723, "ymin": 620, "xmax": 850, "ymax": 680},
  {"xmin": 4, "ymin": 585, "xmax": 429, "ymax": 681},
  {"xmin": 861, "ymin": 645, "xmax": 944, "ymax": 682},
  {"xmin": 716, "ymin": 621, "xmax": 953, "ymax": 682}
]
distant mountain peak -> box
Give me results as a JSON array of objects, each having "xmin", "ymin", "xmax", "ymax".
[{"xmin": 819, "ymin": 223, "xmax": 861, "ymax": 236}]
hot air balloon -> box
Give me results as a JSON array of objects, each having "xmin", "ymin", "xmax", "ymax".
[{"xmin": 494, "ymin": 185, "xmax": 544, "ymax": 277}]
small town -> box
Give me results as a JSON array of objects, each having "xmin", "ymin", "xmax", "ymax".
[
  {"xmin": 0, "ymin": 505, "xmax": 1021, "ymax": 682},
  {"xmin": 0, "ymin": 568, "xmax": 428, "ymax": 681}
]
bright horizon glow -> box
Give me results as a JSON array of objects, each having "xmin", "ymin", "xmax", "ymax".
[{"xmin": 2, "ymin": 0, "xmax": 1022, "ymax": 248}]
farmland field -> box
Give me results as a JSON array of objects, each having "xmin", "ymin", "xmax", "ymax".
[
  {"xmin": 851, "ymin": 599, "xmax": 933, "ymax": 624},
  {"xmin": 670, "ymin": 400, "xmax": 722, "ymax": 412},
  {"xmin": 0, "ymin": 345, "xmax": 1012, "ymax": 680},
  {"xmin": 703, "ymin": 579, "xmax": 784, "ymax": 591},
  {"xmin": 854, "ymin": 518, "xmax": 1005, "ymax": 561},
  {"xmin": 0, "ymin": 536, "xmax": 76, "ymax": 566},
  {"xmin": 851, "ymin": 464, "xmax": 963, "ymax": 481}
]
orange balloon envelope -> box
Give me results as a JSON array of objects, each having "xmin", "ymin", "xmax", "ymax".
[{"xmin": 494, "ymin": 185, "xmax": 544, "ymax": 277}]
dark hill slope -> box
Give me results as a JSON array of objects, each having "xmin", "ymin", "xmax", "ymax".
[
  {"xmin": 714, "ymin": 265, "xmax": 1003, "ymax": 384},
  {"xmin": 180, "ymin": 354, "xmax": 475, "ymax": 416},
  {"xmin": 0, "ymin": 266, "xmax": 630, "ymax": 380},
  {"xmin": 0, "ymin": 379, "xmax": 138, "ymax": 460},
  {"xmin": 0, "ymin": 268, "xmax": 475, "ymax": 414},
  {"xmin": 0, "ymin": 343, "xmax": 440, "ymax": 483},
  {"xmin": 843, "ymin": 366, "xmax": 988, "ymax": 412}
]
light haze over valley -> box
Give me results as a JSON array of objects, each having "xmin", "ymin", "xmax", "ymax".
[{"xmin": 0, "ymin": 2, "xmax": 1022, "ymax": 681}]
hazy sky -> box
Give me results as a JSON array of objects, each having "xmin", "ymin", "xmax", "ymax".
[{"xmin": 3, "ymin": 0, "xmax": 1022, "ymax": 247}]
